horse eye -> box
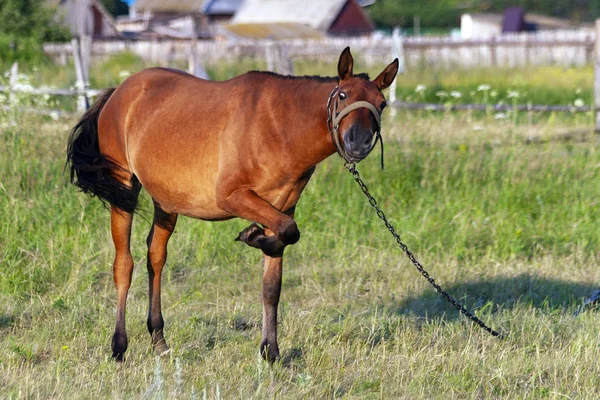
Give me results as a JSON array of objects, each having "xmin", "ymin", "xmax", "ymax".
[
  {"xmin": 339, "ymin": 92, "xmax": 346, "ymax": 100},
  {"xmin": 380, "ymin": 101, "xmax": 387, "ymax": 110}
]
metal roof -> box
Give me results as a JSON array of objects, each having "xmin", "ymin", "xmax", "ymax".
[
  {"xmin": 133, "ymin": 0, "xmax": 207, "ymax": 13},
  {"xmin": 202, "ymin": 0, "xmax": 243, "ymax": 15},
  {"xmin": 231, "ymin": 0, "xmax": 349, "ymax": 31},
  {"xmin": 224, "ymin": 22, "xmax": 322, "ymax": 39}
]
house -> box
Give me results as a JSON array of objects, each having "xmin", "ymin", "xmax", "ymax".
[
  {"xmin": 461, "ymin": 8, "xmax": 592, "ymax": 39},
  {"xmin": 56, "ymin": 0, "xmax": 120, "ymax": 37},
  {"xmin": 228, "ymin": 0, "xmax": 374, "ymax": 39}
]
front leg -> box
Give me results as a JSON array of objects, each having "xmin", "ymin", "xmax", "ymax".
[
  {"xmin": 218, "ymin": 188, "xmax": 299, "ymax": 256},
  {"xmin": 260, "ymin": 228, "xmax": 283, "ymax": 363}
]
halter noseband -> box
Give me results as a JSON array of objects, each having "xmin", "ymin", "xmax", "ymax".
[{"xmin": 326, "ymin": 85, "xmax": 385, "ymax": 169}]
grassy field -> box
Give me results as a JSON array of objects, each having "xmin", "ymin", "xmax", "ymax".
[
  {"xmin": 3, "ymin": 52, "xmax": 594, "ymax": 113},
  {"xmin": 1, "ymin": 103, "xmax": 600, "ymax": 398},
  {"xmin": 2, "ymin": 54, "xmax": 600, "ymax": 398}
]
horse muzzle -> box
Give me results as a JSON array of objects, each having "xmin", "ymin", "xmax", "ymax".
[
  {"xmin": 343, "ymin": 127, "xmax": 377, "ymax": 161},
  {"xmin": 327, "ymin": 86, "xmax": 384, "ymax": 168}
]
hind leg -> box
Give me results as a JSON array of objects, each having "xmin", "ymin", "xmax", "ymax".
[
  {"xmin": 146, "ymin": 202, "xmax": 178, "ymax": 355},
  {"xmin": 110, "ymin": 206, "xmax": 136, "ymax": 361}
]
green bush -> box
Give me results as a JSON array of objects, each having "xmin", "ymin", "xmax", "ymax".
[{"xmin": 0, "ymin": 0, "xmax": 70, "ymax": 67}]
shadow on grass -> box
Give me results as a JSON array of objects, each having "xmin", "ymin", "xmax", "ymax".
[
  {"xmin": 0, "ymin": 315, "xmax": 15, "ymax": 330},
  {"xmin": 397, "ymin": 273, "xmax": 600, "ymax": 320}
]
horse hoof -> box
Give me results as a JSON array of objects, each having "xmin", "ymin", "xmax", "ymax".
[
  {"xmin": 260, "ymin": 341, "xmax": 280, "ymax": 364},
  {"xmin": 153, "ymin": 342, "xmax": 170, "ymax": 356},
  {"xmin": 236, "ymin": 223, "xmax": 264, "ymax": 244},
  {"xmin": 112, "ymin": 352, "xmax": 125, "ymax": 362}
]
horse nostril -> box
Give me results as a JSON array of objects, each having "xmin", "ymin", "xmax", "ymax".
[
  {"xmin": 348, "ymin": 129, "xmax": 356, "ymax": 144},
  {"xmin": 363, "ymin": 135, "xmax": 372, "ymax": 146}
]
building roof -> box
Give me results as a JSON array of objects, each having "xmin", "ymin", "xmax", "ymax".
[
  {"xmin": 224, "ymin": 22, "xmax": 322, "ymax": 39},
  {"xmin": 231, "ymin": 0, "xmax": 349, "ymax": 31},
  {"xmin": 464, "ymin": 12, "xmax": 592, "ymax": 30},
  {"xmin": 526, "ymin": 13, "xmax": 591, "ymax": 29},
  {"xmin": 133, "ymin": 0, "xmax": 207, "ymax": 14},
  {"xmin": 201, "ymin": 0, "xmax": 243, "ymax": 16}
]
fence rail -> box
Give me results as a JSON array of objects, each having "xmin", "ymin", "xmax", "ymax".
[
  {"xmin": 392, "ymin": 102, "xmax": 596, "ymax": 113},
  {"xmin": 44, "ymin": 30, "xmax": 596, "ymax": 69},
  {"xmin": 0, "ymin": 85, "xmax": 102, "ymax": 97},
  {"xmin": 4, "ymin": 27, "xmax": 600, "ymax": 124}
]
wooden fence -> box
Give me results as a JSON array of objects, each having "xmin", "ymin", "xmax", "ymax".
[
  {"xmin": 44, "ymin": 29, "xmax": 596, "ymax": 69},
  {"xmin": 4, "ymin": 23, "xmax": 600, "ymax": 128}
]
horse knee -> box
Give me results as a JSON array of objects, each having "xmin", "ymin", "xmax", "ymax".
[
  {"xmin": 278, "ymin": 218, "xmax": 300, "ymax": 245},
  {"xmin": 148, "ymin": 247, "xmax": 167, "ymax": 269}
]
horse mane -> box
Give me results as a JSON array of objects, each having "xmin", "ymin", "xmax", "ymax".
[{"xmin": 248, "ymin": 71, "xmax": 370, "ymax": 83}]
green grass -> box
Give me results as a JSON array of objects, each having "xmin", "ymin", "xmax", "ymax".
[
  {"xmin": 1, "ymin": 110, "xmax": 600, "ymax": 398},
  {"xmin": 2, "ymin": 52, "xmax": 594, "ymax": 114}
]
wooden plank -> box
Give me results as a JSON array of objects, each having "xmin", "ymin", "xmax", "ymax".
[
  {"xmin": 392, "ymin": 101, "xmax": 595, "ymax": 113},
  {"xmin": 0, "ymin": 85, "xmax": 102, "ymax": 96}
]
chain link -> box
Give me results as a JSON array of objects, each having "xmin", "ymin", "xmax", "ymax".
[{"xmin": 344, "ymin": 162, "xmax": 504, "ymax": 338}]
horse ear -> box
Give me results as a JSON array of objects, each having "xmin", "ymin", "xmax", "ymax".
[
  {"xmin": 337, "ymin": 47, "xmax": 354, "ymax": 81},
  {"xmin": 374, "ymin": 59, "xmax": 399, "ymax": 90}
]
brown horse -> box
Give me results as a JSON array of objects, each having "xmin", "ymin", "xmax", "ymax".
[{"xmin": 67, "ymin": 47, "xmax": 398, "ymax": 362}]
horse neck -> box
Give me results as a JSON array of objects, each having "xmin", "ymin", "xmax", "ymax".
[{"xmin": 283, "ymin": 80, "xmax": 338, "ymax": 170}]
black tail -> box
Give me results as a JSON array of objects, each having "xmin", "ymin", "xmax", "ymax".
[{"xmin": 66, "ymin": 88, "xmax": 140, "ymax": 213}]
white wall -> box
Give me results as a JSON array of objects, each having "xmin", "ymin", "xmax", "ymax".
[{"xmin": 461, "ymin": 14, "xmax": 503, "ymax": 39}]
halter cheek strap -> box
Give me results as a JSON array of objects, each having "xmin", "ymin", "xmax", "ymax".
[{"xmin": 326, "ymin": 86, "xmax": 385, "ymax": 169}]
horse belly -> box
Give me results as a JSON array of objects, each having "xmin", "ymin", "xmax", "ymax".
[{"xmin": 129, "ymin": 135, "xmax": 230, "ymax": 220}]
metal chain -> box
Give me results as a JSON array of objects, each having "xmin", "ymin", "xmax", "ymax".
[{"xmin": 344, "ymin": 162, "xmax": 504, "ymax": 338}]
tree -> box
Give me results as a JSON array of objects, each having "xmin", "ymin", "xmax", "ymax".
[
  {"xmin": 0, "ymin": 0, "xmax": 70, "ymax": 64},
  {"xmin": 366, "ymin": 0, "xmax": 600, "ymax": 31},
  {"xmin": 0, "ymin": 0, "xmax": 70, "ymax": 41},
  {"xmin": 366, "ymin": 0, "xmax": 466, "ymax": 31},
  {"xmin": 99, "ymin": 0, "xmax": 129, "ymax": 17}
]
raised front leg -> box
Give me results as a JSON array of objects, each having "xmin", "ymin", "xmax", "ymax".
[
  {"xmin": 260, "ymin": 228, "xmax": 283, "ymax": 363},
  {"xmin": 146, "ymin": 203, "xmax": 178, "ymax": 355},
  {"xmin": 218, "ymin": 188, "xmax": 299, "ymax": 256}
]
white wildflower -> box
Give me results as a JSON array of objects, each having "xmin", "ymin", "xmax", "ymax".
[
  {"xmin": 436, "ymin": 91, "xmax": 448, "ymax": 98},
  {"xmin": 450, "ymin": 91, "xmax": 462, "ymax": 98},
  {"xmin": 415, "ymin": 84, "xmax": 427, "ymax": 93},
  {"xmin": 119, "ymin": 70, "xmax": 131, "ymax": 79},
  {"xmin": 49, "ymin": 111, "xmax": 60, "ymax": 121},
  {"xmin": 494, "ymin": 112, "xmax": 507, "ymax": 119},
  {"xmin": 573, "ymin": 98, "xmax": 585, "ymax": 107},
  {"xmin": 477, "ymin": 84, "xmax": 491, "ymax": 92},
  {"xmin": 507, "ymin": 90, "xmax": 520, "ymax": 99},
  {"xmin": 13, "ymin": 82, "xmax": 34, "ymax": 92}
]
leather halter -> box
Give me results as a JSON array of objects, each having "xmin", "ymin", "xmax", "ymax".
[{"xmin": 326, "ymin": 85, "xmax": 384, "ymax": 169}]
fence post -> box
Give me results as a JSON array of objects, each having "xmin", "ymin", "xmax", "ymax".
[
  {"xmin": 595, "ymin": 19, "xmax": 600, "ymax": 132},
  {"xmin": 278, "ymin": 44, "xmax": 294, "ymax": 75},
  {"xmin": 490, "ymin": 36, "xmax": 497, "ymax": 67},
  {"xmin": 265, "ymin": 41, "xmax": 275, "ymax": 72},
  {"xmin": 187, "ymin": 20, "xmax": 209, "ymax": 79},
  {"xmin": 8, "ymin": 62, "xmax": 18, "ymax": 126},
  {"xmin": 389, "ymin": 27, "xmax": 404, "ymax": 119},
  {"xmin": 72, "ymin": 37, "xmax": 89, "ymax": 113},
  {"xmin": 265, "ymin": 42, "xmax": 293, "ymax": 75}
]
